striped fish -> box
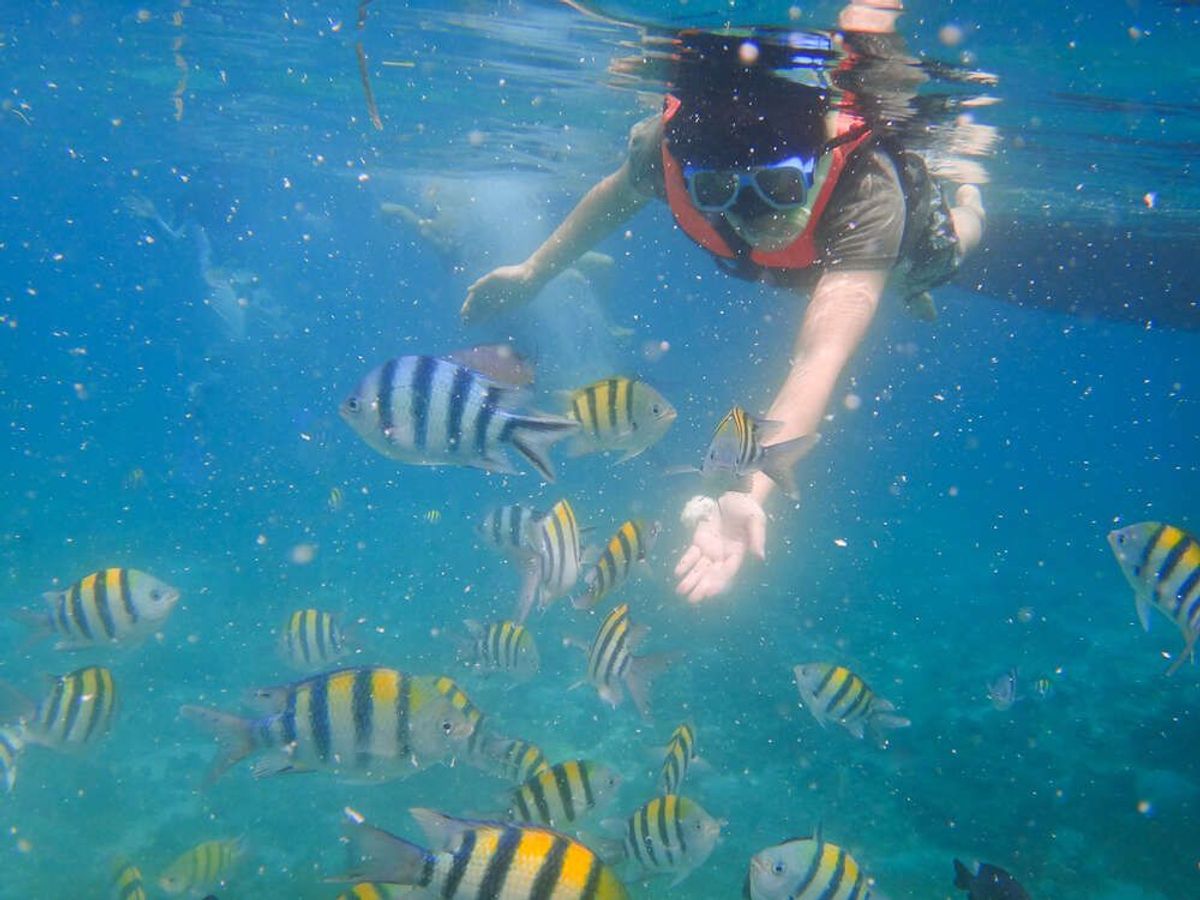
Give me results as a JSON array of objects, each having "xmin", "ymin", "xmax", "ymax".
[
  {"xmin": 478, "ymin": 503, "xmax": 544, "ymax": 562},
  {"xmin": 616, "ymin": 794, "xmax": 721, "ymax": 887},
  {"xmin": 279, "ymin": 608, "xmax": 347, "ymax": 671},
  {"xmin": 746, "ymin": 832, "xmax": 876, "ymax": 900},
  {"xmin": 658, "ymin": 722, "xmax": 698, "ymax": 795},
  {"xmin": 111, "ymin": 860, "xmax": 147, "ymax": 900},
  {"xmin": 181, "ymin": 668, "xmax": 476, "ymax": 783},
  {"xmin": 1108, "ymin": 521, "xmax": 1200, "ymax": 674},
  {"xmin": 340, "ymin": 354, "xmax": 578, "ymax": 481},
  {"xmin": 337, "ymin": 807, "xmax": 630, "ymax": 899},
  {"xmin": 432, "ymin": 675, "xmax": 491, "ymax": 764},
  {"xmin": 507, "ymin": 759, "xmax": 621, "ymax": 829},
  {"xmin": 581, "ymin": 603, "xmax": 674, "ymax": 720},
  {"xmin": 158, "ymin": 838, "xmax": 242, "ymax": 896},
  {"xmin": 564, "ymin": 376, "xmax": 676, "ymax": 463},
  {"xmin": 698, "ymin": 406, "xmax": 818, "ymax": 499},
  {"xmin": 478, "ymin": 735, "xmax": 551, "ymax": 784},
  {"xmin": 0, "ymin": 726, "xmax": 23, "ymax": 793},
  {"xmin": 793, "ymin": 664, "xmax": 910, "ymax": 746},
  {"xmin": 517, "ymin": 499, "xmax": 584, "ymax": 623},
  {"xmin": 575, "ymin": 519, "xmax": 661, "ymax": 611},
  {"xmin": 27, "ymin": 665, "xmax": 118, "ymax": 748},
  {"xmin": 33, "ymin": 567, "xmax": 179, "ymax": 650},
  {"xmin": 335, "ymin": 884, "xmax": 411, "ymax": 900},
  {"xmin": 462, "ymin": 620, "xmax": 540, "ymax": 682}
]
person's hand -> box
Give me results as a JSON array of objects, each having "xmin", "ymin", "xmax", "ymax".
[
  {"xmin": 674, "ymin": 492, "xmax": 767, "ymax": 604},
  {"xmin": 461, "ymin": 263, "xmax": 539, "ymax": 325}
]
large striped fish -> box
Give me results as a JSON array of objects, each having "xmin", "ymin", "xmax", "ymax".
[
  {"xmin": 507, "ymin": 760, "xmax": 621, "ymax": 829},
  {"xmin": 158, "ymin": 838, "xmax": 243, "ymax": 896},
  {"xmin": 563, "ymin": 376, "xmax": 676, "ymax": 463},
  {"xmin": 336, "ymin": 807, "xmax": 630, "ymax": 899},
  {"xmin": 792, "ymin": 664, "xmax": 910, "ymax": 747},
  {"xmin": 340, "ymin": 354, "xmax": 578, "ymax": 481},
  {"xmin": 612, "ymin": 794, "xmax": 721, "ymax": 888},
  {"xmin": 0, "ymin": 726, "xmax": 23, "ymax": 793},
  {"xmin": 516, "ymin": 499, "xmax": 584, "ymax": 624},
  {"xmin": 575, "ymin": 519, "xmax": 660, "ymax": 611},
  {"xmin": 30, "ymin": 567, "xmax": 179, "ymax": 650},
  {"xmin": 279, "ymin": 608, "xmax": 347, "ymax": 672},
  {"xmin": 26, "ymin": 665, "xmax": 118, "ymax": 749},
  {"xmin": 698, "ymin": 407, "xmax": 818, "ymax": 499},
  {"xmin": 181, "ymin": 668, "xmax": 475, "ymax": 783},
  {"xmin": 1108, "ymin": 521, "xmax": 1200, "ymax": 675},
  {"xmin": 745, "ymin": 831, "xmax": 877, "ymax": 900},
  {"xmin": 578, "ymin": 603, "xmax": 675, "ymax": 720}
]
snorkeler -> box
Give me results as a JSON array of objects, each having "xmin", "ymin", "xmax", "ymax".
[{"xmin": 461, "ymin": 0, "xmax": 987, "ymax": 604}]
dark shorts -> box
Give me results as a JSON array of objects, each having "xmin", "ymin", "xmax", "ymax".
[{"xmin": 894, "ymin": 149, "xmax": 960, "ymax": 298}]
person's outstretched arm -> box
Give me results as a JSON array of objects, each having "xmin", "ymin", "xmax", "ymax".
[
  {"xmin": 461, "ymin": 159, "xmax": 648, "ymax": 324},
  {"xmin": 674, "ymin": 269, "xmax": 886, "ymax": 603}
]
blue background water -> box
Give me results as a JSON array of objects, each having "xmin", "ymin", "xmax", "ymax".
[{"xmin": 0, "ymin": 1, "xmax": 1197, "ymax": 897}]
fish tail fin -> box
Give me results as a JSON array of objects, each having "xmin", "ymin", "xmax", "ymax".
[
  {"xmin": 867, "ymin": 710, "xmax": 912, "ymax": 748},
  {"xmin": 953, "ymin": 858, "xmax": 973, "ymax": 889},
  {"xmin": 508, "ymin": 414, "xmax": 580, "ymax": 481},
  {"xmin": 514, "ymin": 558, "xmax": 542, "ymax": 625},
  {"xmin": 180, "ymin": 705, "xmax": 259, "ymax": 785},
  {"xmin": 759, "ymin": 433, "xmax": 819, "ymax": 500},
  {"xmin": 9, "ymin": 607, "xmax": 53, "ymax": 653},
  {"xmin": 330, "ymin": 808, "xmax": 432, "ymax": 887},
  {"xmin": 625, "ymin": 651, "xmax": 683, "ymax": 721},
  {"xmin": 1165, "ymin": 630, "xmax": 1198, "ymax": 676}
]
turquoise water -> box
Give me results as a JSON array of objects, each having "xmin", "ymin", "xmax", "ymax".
[{"xmin": 1, "ymin": 2, "xmax": 1198, "ymax": 898}]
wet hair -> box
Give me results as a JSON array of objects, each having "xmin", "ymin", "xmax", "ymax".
[{"xmin": 665, "ymin": 30, "xmax": 831, "ymax": 169}]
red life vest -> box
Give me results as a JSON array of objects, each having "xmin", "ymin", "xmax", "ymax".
[{"xmin": 660, "ymin": 93, "xmax": 873, "ymax": 270}]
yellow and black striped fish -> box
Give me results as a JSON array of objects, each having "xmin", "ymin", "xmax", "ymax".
[
  {"xmin": 575, "ymin": 519, "xmax": 661, "ymax": 610},
  {"xmin": 618, "ymin": 794, "xmax": 721, "ymax": 887},
  {"xmin": 1109, "ymin": 521, "xmax": 1200, "ymax": 674},
  {"xmin": 27, "ymin": 665, "xmax": 118, "ymax": 748},
  {"xmin": 33, "ymin": 568, "xmax": 179, "ymax": 650},
  {"xmin": 0, "ymin": 726, "xmax": 23, "ymax": 793},
  {"xmin": 793, "ymin": 664, "xmax": 910, "ymax": 746},
  {"xmin": 658, "ymin": 722, "xmax": 698, "ymax": 795},
  {"xmin": 508, "ymin": 759, "xmax": 621, "ymax": 829},
  {"xmin": 479, "ymin": 735, "xmax": 551, "ymax": 784},
  {"xmin": 462, "ymin": 620, "xmax": 540, "ymax": 681},
  {"xmin": 699, "ymin": 407, "xmax": 817, "ymax": 499},
  {"xmin": 335, "ymin": 884, "xmax": 409, "ymax": 900},
  {"xmin": 564, "ymin": 376, "xmax": 676, "ymax": 463},
  {"xmin": 746, "ymin": 832, "xmax": 876, "ymax": 900},
  {"xmin": 280, "ymin": 608, "xmax": 347, "ymax": 671},
  {"xmin": 111, "ymin": 860, "xmax": 147, "ymax": 900},
  {"xmin": 583, "ymin": 603, "xmax": 673, "ymax": 720},
  {"xmin": 478, "ymin": 503, "xmax": 544, "ymax": 562},
  {"xmin": 337, "ymin": 807, "xmax": 629, "ymax": 899},
  {"xmin": 516, "ymin": 498, "xmax": 583, "ymax": 623},
  {"xmin": 181, "ymin": 668, "xmax": 476, "ymax": 783},
  {"xmin": 158, "ymin": 838, "xmax": 242, "ymax": 896}
]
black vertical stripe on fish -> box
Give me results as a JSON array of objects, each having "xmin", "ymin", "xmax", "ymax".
[
  {"xmin": 1183, "ymin": 575, "xmax": 1200, "ymax": 626},
  {"xmin": 477, "ymin": 825, "xmax": 523, "ymax": 897},
  {"xmin": 352, "ymin": 669, "xmax": 374, "ymax": 769},
  {"xmin": 119, "ymin": 568, "xmax": 137, "ymax": 624},
  {"xmin": 656, "ymin": 797, "xmax": 675, "ymax": 866},
  {"xmin": 529, "ymin": 774, "xmax": 554, "ymax": 824},
  {"xmin": 442, "ymin": 828, "xmax": 477, "ymax": 897},
  {"xmin": 93, "ymin": 574, "xmax": 116, "ymax": 640},
  {"xmin": 825, "ymin": 673, "xmax": 856, "ymax": 715},
  {"xmin": 626, "ymin": 816, "xmax": 644, "ymax": 865},
  {"xmin": 418, "ymin": 853, "xmax": 436, "ymax": 888},
  {"xmin": 578, "ymin": 758, "xmax": 594, "ymax": 809},
  {"xmin": 602, "ymin": 624, "xmax": 627, "ymax": 688},
  {"xmin": 624, "ymin": 378, "xmax": 635, "ymax": 429},
  {"xmin": 281, "ymin": 686, "xmax": 298, "ymax": 745},
  {"xmin": 672, "ymin": 798, "xmax": 688, "ymax": 854},
  {"xmin": 1158, "ymin": 534, "xmax": 1194, "ymax": 607},
  {"xmin": 55, "ymin": 594, "xmax": 71, "ymax": 637},
  {"xmin": 377, "ymin": 358, "xmax": 399, "ymax": 440},
  {"xmin": 395, "ymin": 675, "xmax": 411, "ymax": 757},
  {"xmin": 551, "ymin": 514, "xmax": 567, "ymax": 587},
  {"xmin": 514, "ymin": 788, "xmax": 533, "ymax": 822},
  {"xmin": 814, "ymin": 665, "xmax": 839, "ymax": 696},
  {"xmin": 585, "ymin": 385, "xmax": 601, "ymax": 437},
  {"xmin": 529, "ymin": 835, "xmax": 570, "ymax": 900},
  {"xmin": 617, "ymin": 529, "xmax": 634, "ymax": 577},
  {"xmin": 591, "ymin": 610, "xmax": 622, "ymax": 682},
  {"xmin": 606, "ymin": 378, "xmax": 619, "ymax": 432},
  {"xmin": 638, "ymin": 806, "xmax": 659, "ymax": 867},
  {"xmin": 69, "ymin": 585, "xmax": 93, "ymax": 641},
  {"xmin": 410, "ymin": 355, "xmax": 436, "ymax": 452},
  {"xmin": 309, "ymin": 676, "xmax": 332, "ymax": 763},
  {"xmin": 789, "ymin": 843, "xmax": 823, "ymax": 896},
  {"xmin": 489, "ymin": 625, "xmax": 504, "ymax": 667},
  {"xmin": 581, "ymin": 850, "xmax": 603, "ymax": 899},
  {"xmin": 446, "ymin": 365, "xmax": 473, "ymax": 454},
  {"xmin": 60, "ymin": 675, "xmax": 85, "ymax": 742},
  {"xmin": 553, "ymin": 763, "xmax": 576, "ymax": 822},
  {"xmin": 828, "ymin": 847, "xmax": 849, "ymax": 897},
  {"xmin": 41, "ymin": 679, "xmax": 66, "ymax": 736},
  {"xmin": 840, "ymin": 681, "xmax": 872, "ymax": 721},
  {"xmin": 82, "ymin": 670, "xmax": 112, "ymax": 742},
  {"xmin": 474, "ymin": 386, "xmax": 500, "ymax": 457}
]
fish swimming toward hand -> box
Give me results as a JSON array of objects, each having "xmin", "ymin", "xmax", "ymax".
[
  {"xmin": 793, "ymin": 663, "xmax": 910, "ymax": 746},
  {"xmin": 676, "ymin": 407, "xmax": 817, "ymax": 499},
  {"xmin": 340, "ymin": 353, "xmax": 577, "ymax": 481},
  {"xmin": 576, "ymin": 603, "xmax": 676, "ymax": 720},
  {"xmin": 574, "ymin": 518, "xmax": 660, "ymax": 611},
  {"xmin": 953, "ymin": 859, "xmax": 1031, "ymax": 899},
  {"xmin": 562, "ymin": 376, "xmax": 676, "ymax": 462},
  {"xmin": 1108, "ymin": 521, "xmax": 1200, "ymax": 674}
]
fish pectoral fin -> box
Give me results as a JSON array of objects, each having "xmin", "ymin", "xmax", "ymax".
[
  {"xmin": 251, "ymin": 753, "xmax": 312, "ymax": 779},
  {"xmin": 615, "ymin": 444, "xmax": 649, "ymax": 464},
  {"xmin": 1135, "ymin": 591, "xmax": 1153, "ymax": 631},
  {"xmin": 1165, "ymin": 630, "xmax": 1199, "ymax": 677}
]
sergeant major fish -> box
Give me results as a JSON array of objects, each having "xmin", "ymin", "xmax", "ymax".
[
  {"xmin": 477, "ymin": 735, "xmax": 551, "ymax": 784},
  {"xmin": 158, "ymin": 838, "xmax": 243, "ymax": 896},
  {"xmin": 461, "ymin": 620, "xmax": 540, "ymax": 682},
  {"xmin": 793, "ymin": 663, "xmax": 910, "ymax": 747},
  {"xmin": 658, "ymin": 721, "xmax": 699, "ymax": 796},
  {"xmin": 507, "ymin": 759, "xmax": 622, "ymax": 829},
  {"xmin": 577, "ymin": 603, "xmax": 675, "ymax": 720},
  {"xmin": 478, "ymin": 503, "xmax": 544, "ymax": 563},
  {"xmin": 609, "ymin": 794, "xmax": 721, "ymax": 888},
  {"xmin": 563, "ymin": 376, "xmax": 676, "ymax": 463},
  {"xmin": 516, "ymin": 498, "xmax": 584, "ymax": 624},
  {"xmin": 695, "ymin": 407, "xmax": 818, "ymax": 500},
  {"xmin": 1108, "ymin": 521, "xmax": 1200, "ymax": 674},
  {"xmin": 574, "ymin": 519, "xmax": 661, "ymax": 611},
  {"xmin": 181, "ymin": 667, "xmax": 475, "ymax": 783},
  {"xmin": 279, "ymin": 608, "xmax": 347, "ymax": 672},
  {"xmin": 111, "ymin": 860, "xmax": 146, "ymax": 900},
  {"xmin": 26, "ymin": 665, "xmax": 118, "ymax": 749},
  {"xmin": 335, "ymin": 807, "xmax": 630, "ymax": 899},
  {"xmin": 745, "ymin": 830, "xmax": 877, "ymax": 900},
  {"xmin": 26, "ymin": 567, "xmax": 179, "ymax": 650},
  {"xmin": 340, "ymin": 354, "xmax": 577, "ymax": 481}
]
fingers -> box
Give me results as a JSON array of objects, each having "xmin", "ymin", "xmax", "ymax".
[
  {"xmin": 748, "ymin": 512, "xmax": 767, "ymax": 561},
  {"xmin": 675, "ymin": 556, "xmax": 710, "ymax": 600},
  {"xmin": 674, "ymin": 544, "xmax": 702, "ymax": 578}
]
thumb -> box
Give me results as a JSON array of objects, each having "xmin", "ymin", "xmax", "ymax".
[{"xmin": 748, "ymin": 509, "xmax": 767, "ymax": 560}]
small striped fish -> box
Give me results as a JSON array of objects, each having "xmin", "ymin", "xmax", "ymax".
[
  {"xmin": 699, "ymin": 407, "xmax": 818, "ymax": 499},
  {"xmin": 158, "ymin": 838, "xmax": 242, "ymax": 896},
  {"xmin": 616, "ymin": 794, "xmax": 721, "ymax": 887},
  {"xmin": 27, "ymin": 665, "xmax": 118, "ymax": 748},
  {"xmin": 340, "ymin": 354, "xmax": 578, "ymax": 480},
  {"xmin": 580, "ymin": 604, "xmax": 675, "ymax": 720},
  {"xmin": 462, "ymin": 620, "xmax": 540, "ymax": 682},
  {"xmin": 507, "ymin": 759, "xmax": 621, "ymax": 829},
  {"xmin": 793, "ymin": 664, "xmax": 910, "ymax": 746},
  {"xmin": 478, "ymin": 735, "xmax": 551, "ymax": 784},
  {"xmin": 517, "ymin": 498, "xmax": 584, "ymax": 623},
  {"xmin": 0, "ymin": 726, "xmax": 23, "ymax": 793},
  {"xmin": 111, "ymin": 860, "xmax": 147, "ymax": 900},
  {"xmin": 746, "ymin": 832, "xmax": 876, "ymax": 900},
  {"xmin": 181, "ymin": 668, "xmax": 476, "ymax": 783},
  {"xmin": 478, "ymin": 503, "xmax": 544, "ymax": 562},
  {"xmin": 564, "ymin": 376, "xmax": 676, "ymax": 463},
  {"xmin": 335, "ymin": 884, "xmax": 410, "ymax": 900},
  {"xmin": 1108, "ymin": 521, "xmax": 1200, "ymax": 674},
  {"xmin": 279, "ymin": 608, "xmax": 347, "ymax": 671},
  {"xmin": 575, "ymin": 519, "xmax": 661, "ymax": 610},
  {"xmin": 658, "ymin": 722, "xmax": 697, "ymax": 795},
  {"xmin": 337, "ymin": 807, "xmax": 630, "ymax": 899},
  {"xmin": 34, "ymin": 567, "xmax": 179, "ymax": 650}
]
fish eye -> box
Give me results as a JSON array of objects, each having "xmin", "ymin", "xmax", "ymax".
[
  {"xmin": 345, "ymin": 397, "xmax": 361, "ymax": 413},
  {"xmin": 442, "ymin": 720, "xmax": 454, "ymax": 734},
  {"xmin": 651, "ymin": 404, "xmax": 661, "ymax": 415},
  {"xmin": 773, "ymin": 861, "xmax": 786, "ymax": 875},
  {"xmin": 149, "ymin": 589, "xmax": 161, "ymax": 601}
]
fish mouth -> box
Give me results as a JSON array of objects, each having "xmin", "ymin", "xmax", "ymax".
[{"xmin": 162, "ymin": 588, "xmax": 182, "ymax": 608}]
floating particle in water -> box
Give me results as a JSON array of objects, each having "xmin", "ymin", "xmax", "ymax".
[
  {"xmin": 1017, "ymin": 606, "xmax": 1035, "ymax": 623},
  {"xmin": 843, "ymin": 392, "xmax": 862, "ymax": 411},
  {"xmin": 290, "ymin": 543, "xmax": 317, "ymax": 565},
  {"xmin": 328, "ymin": 486, "xmax": 344, "ymax": 511},
  {"xmin": 939, "ymin": 23, "xmax": 964, "ymax": 46},
  {"xmin": 738, "ymin": 41, "xmax": 760, "ymax": 65},
  {"xmin": 1143, "ymin": 192, "xmax": 1157, "ymax": 208}
]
